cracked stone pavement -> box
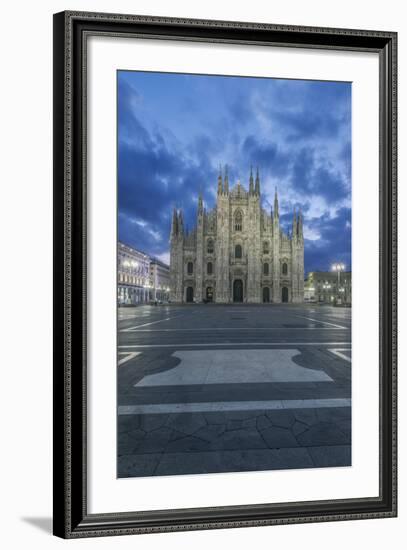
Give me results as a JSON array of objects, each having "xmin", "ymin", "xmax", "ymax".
[{"xmin": 117, "ymin": 304, "xmax": 351, "ymax": 477}]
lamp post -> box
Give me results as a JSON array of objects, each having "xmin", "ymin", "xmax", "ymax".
[{"xmin": 331, "ymin": 263, "xmax": 345, "ymax": 305}]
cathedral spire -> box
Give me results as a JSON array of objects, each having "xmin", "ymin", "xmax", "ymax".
[
  {"xmin": 178, "ymin": 209, "xmax": 184, "ymax": 235},
  {"xmin": 198, "ymin": 188, "xmax": 203, "ymax": 216},
  {"xmin": 274, "ymin": 187, "xmax": 279, "ymax": 218},
  {"xmin": 297, "ymin": 208, "xmax": 303, "ymax": 239},
  {"xmin": 249, "ymin": 165, "xmax": 254, "ymax": 194},
  {"xmin": 171, "ymin": 207, "xmax": 178, "ymax": 237},
  {"xmin": 224, "ymin": 165, "xmax": 229, "ymax": 194},
  {"xmin": 292, "ymin": 207, "xmax": 297, "ymax": 238},
  {"xmin": 255, "ymin": 167, "xmax": 260, "ymax": 195},
  {"xmin": 217, "ymin": 164, "xmax": 223, "ymax": 195}
]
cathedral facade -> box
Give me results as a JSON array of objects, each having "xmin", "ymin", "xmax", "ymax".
[{"xmin": 170, "ymin": 168, "xmax": 304, "ymax": 304}]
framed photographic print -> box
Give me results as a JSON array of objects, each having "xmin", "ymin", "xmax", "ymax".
[{"xmin": 53, "ymin": 11, "xmax": 397, "ymax": 538}]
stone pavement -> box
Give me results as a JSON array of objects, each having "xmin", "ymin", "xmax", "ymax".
[{"xmin": 117, "ymin": 304, "xmax": 351, "ymax": 477}]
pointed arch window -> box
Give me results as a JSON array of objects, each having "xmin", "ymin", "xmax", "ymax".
[
  {"xmin": 207, "ymin": 239, "xmax": 214, "ymax": 254},
  {"xmin": 234, "ymin": 210, "xmax": 243, "ymax": 231},
  {"xmin": 282, "ymin": 262, "xmax": 288, "ymax": 275},
  {"xmin": 235, "ymin": 244, "xmax": 242, "ymax": 259}
]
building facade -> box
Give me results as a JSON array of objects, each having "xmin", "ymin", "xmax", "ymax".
[
  {"xmin": 118, "ymin": 243, "xmax": 171, "ymax": 305},
  {"xmin": 118, "ymin": 242, "xmax": 151, "ymax": 305},
  {"xmin": 304, "ymin": 271, "xmax": 351, "ymax": 305},
  {"xmin": 170, "ymin": 168, "xmax": 304, "ymax": 303},
  {"xmin": 149, "ymin": 259, "xmax": 171, "ymax": 302}
]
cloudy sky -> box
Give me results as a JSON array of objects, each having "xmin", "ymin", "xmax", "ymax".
[{"xmin": 118, "ymin": 70, "xmax": 351, "ymax": 274}]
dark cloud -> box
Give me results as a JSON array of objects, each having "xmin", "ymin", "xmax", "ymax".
[
  {"xmin": 291, "ymin": 148, "xmax": 349, "ymax": 203},
  {"xmin": 118, "ymin": 71, "xmax": 351, "ymax": 273},
  {"xmin": 305, "ymin": 207, "xmax": 351, "ymax": 272},
  {"xmin": 242, "ymin": 136, "xmax": 286, "ymax": 177}
]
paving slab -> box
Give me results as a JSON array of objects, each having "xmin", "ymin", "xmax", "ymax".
[
  {"xmin": 308, "ymin": 445, "xmax": 351, "ymax": 467},
  {"xmin": 260, "ymin": 426, "xmax": 300, "ymax": 448},
  {"xmin": 296, "ymin": 422, "xmax": 350, "ymax": 446},
  {"xmin": 118, "ymin": 453, "xmax": 162, "ymax": 477},
  {"xmin": 154, "ymin": 447, "xmax": 315, "ymax": 476}
]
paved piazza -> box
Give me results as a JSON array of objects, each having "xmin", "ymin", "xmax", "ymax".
[{"xmin": 117, "ymin": 304, "xmax": 351, "ymax": 477}]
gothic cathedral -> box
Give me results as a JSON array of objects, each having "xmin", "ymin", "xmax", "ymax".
[{"xmin": 170, "ymin": 168, "xmax": 304, "ymax": 304}]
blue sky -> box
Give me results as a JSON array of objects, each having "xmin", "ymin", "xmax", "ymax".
[{"xmin": 118, "ymin": 70, "xmax": 351, "ymax": 274}]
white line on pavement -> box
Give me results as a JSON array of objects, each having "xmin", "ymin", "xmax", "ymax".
[
  {"xmin": 328, "ymin": 349, "xmax": 352, "ymax": 363},
  {"xmin": 118, "ymin": 351, "xmax": 141, "ymax": 366},
  {"xmin": 295, "ymin": 315, "xmax": 347, "ymax": 329},
  {"xmin": 118, "ymin": 342, "xmax": 351, "ymax": 349},
  {"xmin": 121, "ymin": 317, "xmax": 173, "ymax": 332},
  {"xmin": 317, "ymin": 314, "xmax": 351, "ymax": 321},
  {"xmin": 118, "ymin": 398, "xmax": 351, "ymax": 415},
  {"xmin": 126, "ymin": 327, "xmax": 346, "ymax": 332}
]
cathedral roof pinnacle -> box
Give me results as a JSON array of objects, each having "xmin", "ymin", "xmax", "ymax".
[
  {"xmin": 171, "ymin": 207, "xmax": 178, "ymax": 236},
  {"xmin": 255, "ymin": 166, "xmax": 260, "ymax": 195},
  {"xmin": 217, "ymin": 164, "xmax": 223, "ymax": 194},
  {"xmin": 198, "ymin": 191, "xmax": 203, "ymax": 214},
  {"xmin": 292, "ymin": 207, "xmax": 298, "ymax": 238},
  {"xmin": 249, "ymin": 165, "xmax": 254, "ymax": 194},
  {"xmin": 224, "ymin": 164, "xmax": 229, "ymax": 193},
  {"xmin": 298, "ymin": 208, "xmax": 303, "ymax": 236}
]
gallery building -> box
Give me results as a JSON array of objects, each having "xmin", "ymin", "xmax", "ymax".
[
  {"xmin": 118, "ymin": 242, "xmax": 171, "ymax": 305},
  {"xmin": 118, "ymin": 242, "xmax": 151, "ymax": 305},
  {"xmin": 169, "ymin": 168, "xmax": 304, "ymax": 303},
  {"xmin": 149, "ymin": 259, "xmax": 171, "ymax": 303}
]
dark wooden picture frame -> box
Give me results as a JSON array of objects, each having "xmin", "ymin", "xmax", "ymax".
[{"xmin": 53, "ymin": 10, "xmax": 397, "ymax": 538}]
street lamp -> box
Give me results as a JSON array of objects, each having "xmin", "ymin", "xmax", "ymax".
[{"xmin": 331, "ymin": 263, "xmax": 345, "ymax": 304}]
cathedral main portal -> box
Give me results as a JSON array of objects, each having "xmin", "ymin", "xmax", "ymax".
[{"xmin": 233, "ymin": 279, "xmax": 244, "ymax": 302}]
